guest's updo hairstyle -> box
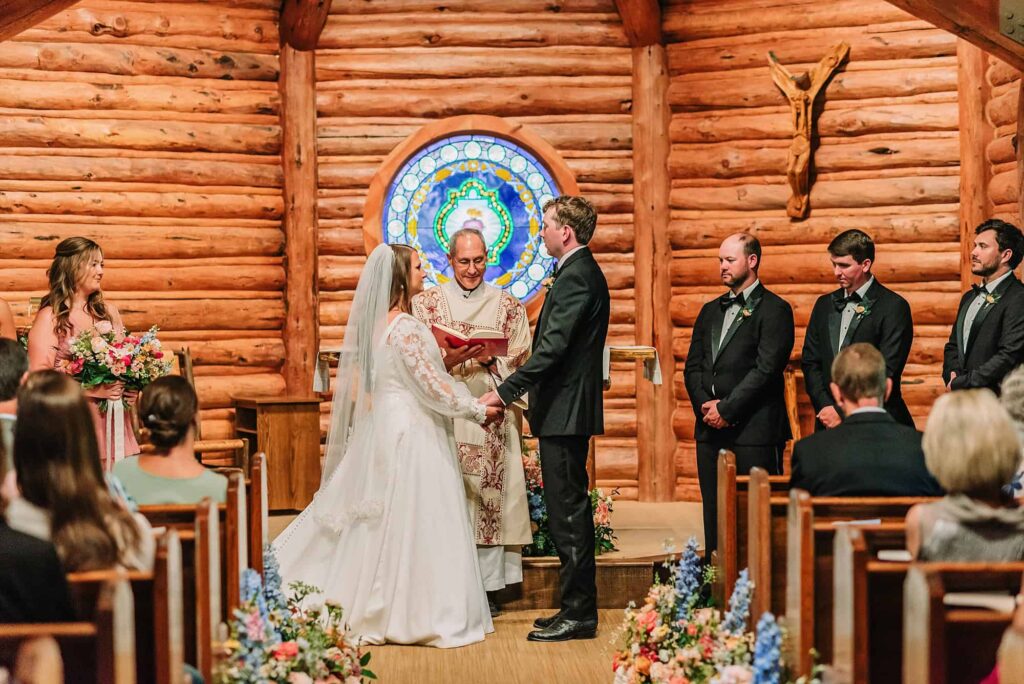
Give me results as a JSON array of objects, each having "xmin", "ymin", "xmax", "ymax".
[{"xmin": 138, "ymin": 376, "xmax": 198, "ymax": 450}]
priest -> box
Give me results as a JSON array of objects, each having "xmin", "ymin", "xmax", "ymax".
[{"xmin": 411, "ymin": 227, "xmax": 533, "ymax": 615}]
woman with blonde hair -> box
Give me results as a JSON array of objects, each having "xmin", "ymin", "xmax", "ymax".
[
  {"xmin": 4, "ymin": 371, "xmax": 153, "ymax": 571},
  {"xmin": 906, "ymin": 389, "xmax": 1024, "ymax": 560},
  {"xmin": 27, "ymin": 237, "xmax": 139, "ymax": 468},
  {"xmin": 999, "ymin": 365, "xmax": 1024, "ymax": 498}
]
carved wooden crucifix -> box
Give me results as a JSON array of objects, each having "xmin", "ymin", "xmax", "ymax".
[{"xmin": 768, "ymin": 42, "xmax": 850, "ymax": 219}]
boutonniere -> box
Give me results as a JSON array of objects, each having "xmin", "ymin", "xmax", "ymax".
[
  {"xmin": 740, "ymin": 306, "xmax": 753, "ymax": 318},
  {"xmin": 985, "ymin": 292, "xmax": 1001, "ymax": 306},
  {"xmin": 853, "ymin": 302, "xmax": 872, "ymax": 318},
  {"xmin": 542, "ymin": 276, "xmax": 555, "ymax": 291}
]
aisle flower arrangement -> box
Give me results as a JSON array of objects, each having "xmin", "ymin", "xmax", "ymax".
[
  {"xmin": 611, "ymin": 537, "xmax": 812, "ymax": 684},
  {"xmin": 215, "ymin": 547, "xmax": 375, "ymax": 683},
  {"xmin": 521, "ymin": 444, "xmax": 618, "ymax": 557},
  {"xmin": 57, "ymin": 323, "xmax": 171, "ymax": 410}
]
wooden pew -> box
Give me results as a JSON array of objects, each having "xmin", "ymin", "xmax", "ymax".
[
  {"xmin": 745, "ymin": 472, "xmax": 935, "ymax": 676},
  {"xmin": 0, "ymin": 576, "xmax": 136, "ymax": 684},
  {"xmin": 832, "ymin": 524, "xmax": 910, "ymax": 684},
  {"xmin": 247, "ymin": 452, "xmax": 268, "ymax": 575},
  {"xmin": 712, "ymin": 450, "xmax": 789, "ymax": 605},
  {"xmin": 904, "ymin": 564, "xmax": 1024, "ymax": 684},
  {"xmin": 66, "ymin": 532, "xmax": 185, "ymax": 684},
  {"xmin": 137, "ymin": 498, "xmax": 220, "ymax": 681}
]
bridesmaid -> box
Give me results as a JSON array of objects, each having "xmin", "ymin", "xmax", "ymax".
[{"xmin": 27, "ymin": 237, "xmax": 139, "ymax": 469}]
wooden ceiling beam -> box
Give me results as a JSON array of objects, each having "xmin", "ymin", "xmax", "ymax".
[
  {"xmin": 280, "ymin": 0, "xmax": 332, "ymax": 51},
  {"xmin": 614, "ymin": 0, "xmax": 662, "ymax": 47},
  {"xmin": 885, "ymin": 0, "xmax": 1024, "ymax": 71},
  {"xmin": 0, "ymin": 0, "xmax": 81, "ymax": 43}
]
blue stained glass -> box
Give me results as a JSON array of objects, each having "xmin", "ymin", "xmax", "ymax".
[{"xmin": 381, "ymin": 133, "xmax": 562, "ymax": 303}]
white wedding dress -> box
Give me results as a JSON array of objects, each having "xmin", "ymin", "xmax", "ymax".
[{"xmin": 274, "ymin": 312, "xmax": 494, "ymax": 648}]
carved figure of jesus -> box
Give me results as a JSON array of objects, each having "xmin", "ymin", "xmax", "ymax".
[{"xmin": 768, "ymin": 42, "xmax": 850, "ymax": 219}]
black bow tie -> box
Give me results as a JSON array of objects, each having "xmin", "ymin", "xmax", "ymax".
[
  {"xmin": 719, "ymin": 292, "xmax": 745, "ymax": 310},
  {"xmin": 972, "ymin": 283, "xmax": 988, "ymax": 296},
  {"xmin": 832, "ymin": 291, "xmax": 862, "ymax": 312}
]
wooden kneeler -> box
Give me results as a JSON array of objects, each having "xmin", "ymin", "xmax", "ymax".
[
  {"xmin": 67, "ymin": 532, "xmax": 185, "ymax": 684},
  {"xmin": 0, "ymin": 576, "xmax": 136, "ymax": 684}
]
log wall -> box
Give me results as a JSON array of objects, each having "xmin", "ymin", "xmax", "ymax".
[
  {"xmin": 0, "ymin": 0, "xmax": 285, "ymax": 440},
  {"xmin": 986, "ymin": 55, "xmax": 1021, "ymax": 225},
  {"xmin": 313, "ymin": 0, "xmax": 642, "ymax": 497},
  {"xmin": 662, "ymin": 0, "xmax": 963, "ymax": 499}
]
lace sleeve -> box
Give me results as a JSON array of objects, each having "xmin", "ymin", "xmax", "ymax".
[{"xmin": 388, "ymin": 315, "xmax": 487, "ymax": 423}]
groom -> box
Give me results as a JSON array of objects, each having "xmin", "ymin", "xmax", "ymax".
[{"xmin": 481, "ymin": 195, "xmax": 610, "ymax": 642}]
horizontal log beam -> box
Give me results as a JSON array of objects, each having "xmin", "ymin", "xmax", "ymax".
[
  {"xmin": 0, "ymin": 0, "xmax": 81, "ymax": 43},
  {"xmin": 883, "ymin": 0, "xmax": 1024, "ymax": 72}
]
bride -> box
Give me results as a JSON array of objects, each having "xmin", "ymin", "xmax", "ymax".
[{"xmin": 274, "ymin": 243, "xmax": 501, "ymax": 648}]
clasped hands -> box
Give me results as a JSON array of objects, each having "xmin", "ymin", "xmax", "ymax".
[
  {"xmin": 479, "ymin": 389, "xmax": 505, "ymax": 426},
  {"xmin": 701, "ymin": 399, "xmax": 729, "ymax": 429}
]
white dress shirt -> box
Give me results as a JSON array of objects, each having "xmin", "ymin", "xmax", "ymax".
[
  {"xmin": 720, "ymin": 279, "xmax": 761, "ymax": 348},
  {"xmin": 557, "ymin": 245, "xmax": 586, "ymax": 272},
  {"xmin": 838, "ymin": 276, "xmax": 875, "ymax": 348},
  {"xmin": 964, "ymin": 270, "xmax": 1012, "ymax": 348}
]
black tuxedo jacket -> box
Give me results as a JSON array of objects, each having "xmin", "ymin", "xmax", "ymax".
[
  {"xmin": 0, "ymin": 521, "xmax": 76, "ymax": 623},
  {"xmin": 683, "ymin": 283, "xmax": 794, "ymax": 446},
  {"xmin": 943, "ymin": 273, "xmax": 1024, "ymax": 394},
  {"xmin": 801, "ymin": 279, "xmax": 915, "ymax": 428},
  {"xmin": 497, "ymin": 247, "xmax": 610, "ymax": 437},
  {"xmin": 789, "ymin": 411, "xmax": 943, "ymax": 497}
]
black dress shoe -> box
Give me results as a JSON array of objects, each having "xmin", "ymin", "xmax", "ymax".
[
  {"xmin": 527, "ymin": 617, "xmax": 598, "ymax": 642},
  {"xmin": 487, "ymin": 596, "xmax": 502, "ymax": 618},
  {"xmin": 532, "ymin": 612, "xmax": 561, "ymax": 629}
]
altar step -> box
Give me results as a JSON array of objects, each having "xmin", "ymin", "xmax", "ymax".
[{"xmin": 494, "ymin": 555, "xmax": 662, "ymax": 611}]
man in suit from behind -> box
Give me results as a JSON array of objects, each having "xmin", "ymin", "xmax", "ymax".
[
  {"xmin": 801, "ymin": 229, "xmax": 915, "ymax": 430},
  {"xmin": 0, "ymin": 338, "xmax": 28, "ymax": 481},
  {"xmin": 683, "ymin": 233, "xmax": 794, "ymax": 555},
  {"xmin": 482, "ymin": 195, "xmax": 610, "ymax": 642},
  {"xmin": 944, "ymin": 219, "xmax": 1024, "ymax": 394},
  {"xmin": 790, "ymin": 343, "xmax": 943, "ymax": 497}
]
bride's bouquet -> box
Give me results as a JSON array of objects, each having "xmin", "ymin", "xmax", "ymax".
[{"xmin": 57, "ymin": 322, "xmax": 172, "ymax": 410}]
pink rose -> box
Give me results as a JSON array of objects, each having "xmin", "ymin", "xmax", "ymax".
[
  {"xmin": 94, "ymin": 320, "xmax": 113, "ymax": 335},
  {"xmin": 637, "ymin": 608, "xmax": 659, "ymax": 632},
  {"xmin": 272, "ymin": 641, "xmax": 299, "ymax": 660},
  {"xmin": 288, "ymin": 674, "xmax": 313, "ymax": 684}
]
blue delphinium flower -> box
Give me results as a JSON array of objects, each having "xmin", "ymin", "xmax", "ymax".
[
  {"xmin": 722, "ymin": 568, "xmax": 752, "ymax": 633},
  {"xmin": 674, "ymin": 536, "xmax": 702, "ymax": 618},
  {"xmin": 753, "ymin": 612, "xmax": 782, "ymax": 684},
  {"xmin": 262, "ymin": 544, "xmax": 288, "ymax": 615}
]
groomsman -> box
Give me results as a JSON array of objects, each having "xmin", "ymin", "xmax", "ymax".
[
  {"xmin": 801, "ymin": 229, "xmax": 915, "ymax": 429},
  {"xmin": 683, "ymin": 233, "xmax": 794, "ymax": 554},
  {"xmin": 943, "ymin": 219, "xmax": 1024, "ymax": 394}
]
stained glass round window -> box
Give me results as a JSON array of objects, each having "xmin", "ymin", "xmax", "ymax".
[{"xmin": 381, "ymin": 133, "xmax": 561, "ymax": 302}]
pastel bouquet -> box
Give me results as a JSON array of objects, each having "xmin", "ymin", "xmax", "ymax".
[
  {"xmin": 521, "ymin": 443, "xmax": 618, "ymax": 557},
  {"xmin": 612, "ymin": 537, "xmax": 801, "ymax": 684},
  {"xmin": 57, "ymin": 322, "xmax": 171, "ymax": 410},
  {"xmin": 215, "ymin": 546, "xmax": 375, "ymax": 683}
]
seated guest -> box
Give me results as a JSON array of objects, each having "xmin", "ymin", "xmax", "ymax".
[
  {"xmin": 113, "ymin": 376, "xmax": 227, "ymax": 505},
  {"xmin": 790, "ymin": 343, "xmax": 943, "ymax": 497},
  {"xmin": 5, "ymin": 371, "xmax": 154, "ymax": 571},
  {"xmin": 999, "ymin": 366, "xmax": 1024, "ymax": 499},
  {"xmin": 0, "ymin": 440, "xmax": 75, "ymax": 624},
  {"xmin": 907, "ymin": 389, "xmax": 1024, "ymax": 561},
  {"xmin": 0, "ymin": 339, "xmax": 28, "ymax": 499}
]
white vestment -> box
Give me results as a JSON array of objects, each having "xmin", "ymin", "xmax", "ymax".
[{"xmin": 412, "ymin": 281, "xmax": 533, "ymax": 590}]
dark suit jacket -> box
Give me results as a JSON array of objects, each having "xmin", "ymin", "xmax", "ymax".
[
  {"xmin": 0, "ymin": 521, "xmax": 76, "ymax": 623},
  {"xmin": 943, "ymin": 273, "xmax": 1024, "ymax": 394},
  {"xmin": 683, "ymin": 283, "xmax": 794, "ymax": 446},
  {"xmin": 801, "ymin": 279, "xmax": 915, "ymax": 428},
  {"xmin": 497, "ymin": 247, "xmax": 610, "ymax": 437},
  {"xmin": 789, "ymin": 410, "xmax": 943, "ymax": 497}
]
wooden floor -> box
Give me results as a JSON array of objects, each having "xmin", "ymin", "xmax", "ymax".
[{"xmin": 365, "ymin": 608, "xmax": 621, "ymax": 684}]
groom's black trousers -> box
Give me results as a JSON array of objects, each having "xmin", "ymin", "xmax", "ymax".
[{"xmin": 538, "ymin": 435, "xmax": 597, "ymax": 622}]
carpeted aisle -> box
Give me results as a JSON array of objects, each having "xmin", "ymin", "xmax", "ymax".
[{"xmin": 364, "ymin": 608, "xmax": 622, "ymax": 684}]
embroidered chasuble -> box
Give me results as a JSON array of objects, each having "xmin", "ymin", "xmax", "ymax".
[{"xmin": 412, "ymin": 281, "xmax": 533, "ymax": 547}]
